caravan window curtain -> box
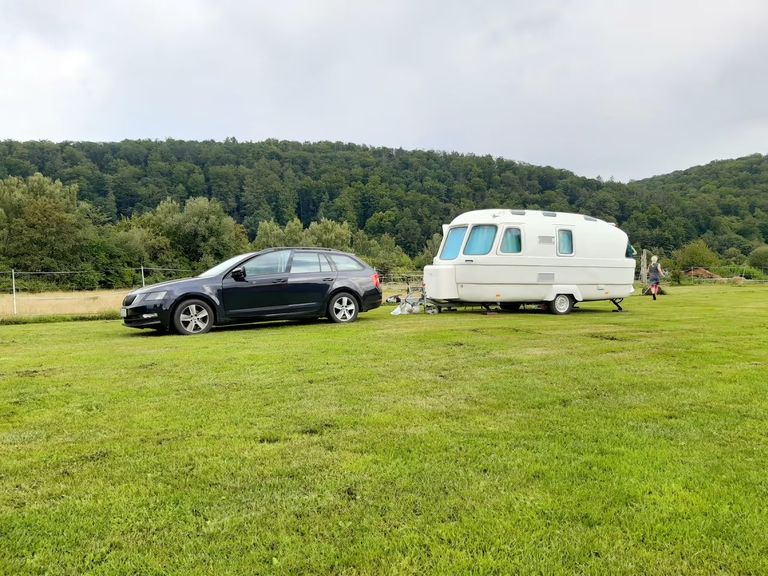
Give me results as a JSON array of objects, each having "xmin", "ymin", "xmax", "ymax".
[
  {"xmin": 440, "ymin": 226, "xmax": 467, "ymax": 260},
  {"xmin": 500, "ymin": 228, "xmax": 522, "ymax": 253},
  {"xmin": 558, "ymin": 229, "xmax": 573, "ymax": 255},
  {"xmin": 464, "ymin": 225, "xmax": 497, "ymax": 255}
]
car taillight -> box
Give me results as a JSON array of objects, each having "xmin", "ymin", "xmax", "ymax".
[{"xmin": 371, "ymin": 273, "xmax": 381, "ymax": 290}]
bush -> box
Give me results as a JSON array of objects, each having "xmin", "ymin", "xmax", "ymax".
[
  {"xmin": 711, "ymin": 265, "xmax": 766, "ymax": 280},
  {"xmin": 747, "ymin": 245, "xmax": 768, "ymax": 270},
  {"xmin": 673, "ymin": 239, "xmax": 720, "ymax": 271},
  {"xmin": 738, "ymin": 266, "xmax": 766, "ymax": 280}
]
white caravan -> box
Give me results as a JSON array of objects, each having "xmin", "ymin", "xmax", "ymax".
[{"xmin": 424, "ymin": 209, "xmax": 636, "ymax": 314}]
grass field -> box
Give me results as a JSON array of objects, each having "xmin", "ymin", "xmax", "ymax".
[{"xmin": 1, "ymin": 285, "xmax": 767, "ymax": 575}]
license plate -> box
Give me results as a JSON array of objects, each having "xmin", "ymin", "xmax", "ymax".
[{"xmin": 120, "ymin": 308, "xmax": 127, "ymax": 318}]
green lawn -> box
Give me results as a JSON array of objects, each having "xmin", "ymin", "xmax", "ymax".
[{"xmin": 1, "ymin": 285, "xmax": 767, "ymax": 575}]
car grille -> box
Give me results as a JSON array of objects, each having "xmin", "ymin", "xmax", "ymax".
[{"xmin": 122, "ymin": 294, "xmax": 136, "ymax": 306}]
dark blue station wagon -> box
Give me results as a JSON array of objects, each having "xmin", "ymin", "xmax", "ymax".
[{"xmin": 121, "ymin": 248, "xmax": 382, "ymax": 335}]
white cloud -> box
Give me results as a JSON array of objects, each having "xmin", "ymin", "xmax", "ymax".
[
  {"xmin": 0, "ymin": 0, "xmax": 766, "ymax": 180},
  {"xmin": 0, "ymin": 35, "xmax": 109, "ymax": 140}
]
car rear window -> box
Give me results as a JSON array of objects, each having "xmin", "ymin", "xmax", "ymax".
[
  {"xmin": 291, "ymin": 252, "xmax": 323, "ymax": 273},
  {"xmin": 330, "ymin": 254, "xmax": 364, "ymax": 271}
]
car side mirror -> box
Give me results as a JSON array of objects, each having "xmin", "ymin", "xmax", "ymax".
[{"xmin": 231, "ymin": 267, "xmax": 246, "ymax": 281}]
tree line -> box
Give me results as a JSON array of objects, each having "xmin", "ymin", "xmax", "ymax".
[{"xmin": 1, "ymin": 139, "xmax": 767, "ymax": 288}]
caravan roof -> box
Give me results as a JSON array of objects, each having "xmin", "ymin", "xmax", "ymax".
[{"xmin": 448, "ymin": 209, "xmax": 611, "ymax": 227}]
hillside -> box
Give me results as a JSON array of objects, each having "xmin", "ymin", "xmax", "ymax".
[
  {"xmin": 626, "ymin": 154, "xmax": 768, "ymax": 255},
  {"xmin": 1, "ymin": 140, "xmax": 767, "ymax": 286}
]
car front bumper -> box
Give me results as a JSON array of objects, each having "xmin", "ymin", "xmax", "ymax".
[{"xmin": 121, "ymin": 302, "xmax": 171, "ymax": 329}]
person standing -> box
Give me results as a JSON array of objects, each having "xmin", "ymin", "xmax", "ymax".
[{"xmin": 648, "ymin": 255, "xmax": 664, "ymax": 300}]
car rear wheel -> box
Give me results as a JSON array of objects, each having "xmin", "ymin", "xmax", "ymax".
[
  {"xmin": 173, "ymin": 299, "xmax": 214, "ymax": 335},
  {"xmin": 327, "ymin": 292, "xmax": 359, "ymax": 323},
  {"xmin": 549, "ymin": 294, "xmax": 574, "ymax": 315}
]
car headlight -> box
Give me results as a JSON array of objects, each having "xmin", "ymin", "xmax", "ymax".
[
  {"xmin": 134, "ymin": 291, "xmax": 168, "ymax": 304},
  {"xmin": 143, "ymin": 291, "xmax": 168, "ymax": 301}
]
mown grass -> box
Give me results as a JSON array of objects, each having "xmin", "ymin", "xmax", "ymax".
[
  {"xmin": 1, "ymin": 285, "xmax": 767, "ymax": 575},
  {"xmin": 0, "ymin": 311, "xmax": 121, "ymax": 325}
]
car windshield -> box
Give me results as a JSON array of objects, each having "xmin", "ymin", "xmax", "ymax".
[{"xmin": 198, "ymin": 253, "xmax": 254, "ymax": 278}]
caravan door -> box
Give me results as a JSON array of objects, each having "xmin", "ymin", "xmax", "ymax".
[
  {"xmin": 453, "ymin": 224, "xmax": 501, "ymax": 302},
  {"xmin": 454, "ymin": 224, "xmax": 543, "ymax": 302}
]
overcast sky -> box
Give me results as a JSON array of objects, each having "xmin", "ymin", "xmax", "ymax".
[{"xmin": 1, "ymin": 0, "xmax": 766, "ymax": 181}]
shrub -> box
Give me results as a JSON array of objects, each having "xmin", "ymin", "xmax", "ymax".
[
  {"xmin": 747, "ymin": 245, "xmax": 768, "ymax": 270},
  {"xmin": 673, "ymin": 239, "xmax": 720, "ymax": 271}
]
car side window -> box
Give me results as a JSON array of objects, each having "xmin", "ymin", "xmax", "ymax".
[
  {"xmin": 330, "ymin": 254, "xmax": 364, "ymax": 271},
  {"xmin": 242, "ymin": 250, "xmax": 291, "ymax": 277},
  {"xmin": 290, "ymin": 252, "xmax": 322, "ymax": 274}
]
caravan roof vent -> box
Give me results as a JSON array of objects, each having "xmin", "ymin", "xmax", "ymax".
[
  {"xmin": 509, "ymin": 209, "xmax": 526, "ymax": 216},
  {"xmin": 542, "ymin": 211, "xmax": 557, "ymax": 217},
  {"xmin": 584, "ymin": 216, "xmax": 597, "ymax": 222}
]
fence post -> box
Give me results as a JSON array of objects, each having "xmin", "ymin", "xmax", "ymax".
[
  {"xmin": 11, "ymin": 269, "xmax": 17, "ymax": 315},
  {"xmin": 141, "ymin": 264, "xmax": 145, "ymax": 287}
]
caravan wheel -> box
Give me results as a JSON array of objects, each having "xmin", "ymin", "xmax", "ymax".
[{"xmin": 549, "ymin": 294, "xmax": 573, "ymax": 315}]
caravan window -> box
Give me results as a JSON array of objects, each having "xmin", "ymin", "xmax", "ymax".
[
  {"xmin": 500, "ymin": 228, "xmax": 522, "ymax": 254},
  {"xmin": 440, "ymin": 226, "xmax": 467, "ymax": 260},
  {"xmin": 557, "ymin": 229, "xmax": 574, "ymax": 255},
  {"xmin": 464, "ymin": 225, "xmax": 497, "ymax": 255}
]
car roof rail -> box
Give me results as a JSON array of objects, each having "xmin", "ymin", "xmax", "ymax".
[{"xmin": 260, "ymin": 246, "xmax": 337, "ymax": 252}]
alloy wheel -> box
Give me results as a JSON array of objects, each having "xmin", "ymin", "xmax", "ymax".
[{"xmin": 179, "ymin": 303, "xmax": 210, "ymax": 333}]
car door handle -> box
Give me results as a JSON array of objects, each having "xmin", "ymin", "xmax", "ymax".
[
  {"xmin": 464, "ymin": 259, "xmax": 474, "ymax": 263},
  {"xmin": 322, "ymin": 277, "xmax": 334, "ymax": 282},
  {"xmin": 271, "ymin": 278, "xmax": 288, "ymax": 284}
]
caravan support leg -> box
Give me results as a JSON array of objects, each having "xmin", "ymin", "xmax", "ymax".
[{"xmin": 610, "ymin": 298, "xmax": 624, "ymax": 312}]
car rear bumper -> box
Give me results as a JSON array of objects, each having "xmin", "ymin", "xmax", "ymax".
[{"xmin": 361, "ymin": 289, "xmax": 382, "ymax": 312}]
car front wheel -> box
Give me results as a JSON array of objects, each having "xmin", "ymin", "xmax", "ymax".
[
  {"xmin": 327, "ymin": 292, "xmax": 359, "ymax": 323},
  {"xmin": 173, "ymin": 299, "xmax": 214, "ymax": 335}
]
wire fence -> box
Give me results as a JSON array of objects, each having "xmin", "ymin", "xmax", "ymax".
[
  {"xmin": 0, "ymin": 267, "xmax": 421, "ymax": 317},
  {"xmin": 0, "ymin": 266, "xmax": 194, "ymax": 286},
  {"xmin": 0, "ymin": 267, "xmax": 194, "ymax": 317},
  {"xmin": 681, "ymin": 264, "xmax": 768, "ymax": 282},
  {"xmin": 1, "ymin": 263, "xmax": 766, "ymax": 318}
]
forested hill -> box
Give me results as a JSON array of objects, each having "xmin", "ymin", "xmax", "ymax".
[
  {"xmin": 1, "ymin": 139, "xmax": 767, "ymax": 285},
  {"xmin": 0, "ymin": 139, "xmax": 618, "ymax": 254},
  {"xmin": 626, "ymin": 153, "xmax": 768, "ymax": 256}
]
